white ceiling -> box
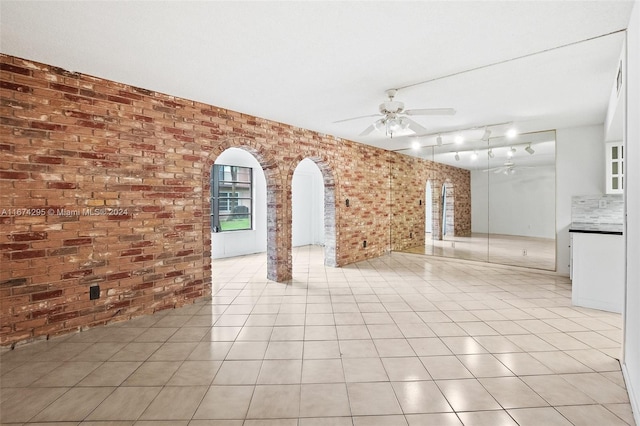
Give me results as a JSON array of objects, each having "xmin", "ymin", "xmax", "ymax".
[{"xmin": 1, "ymin": 1, "xmax": 634, "ymax": 170}]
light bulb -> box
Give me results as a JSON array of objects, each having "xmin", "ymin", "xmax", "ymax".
[
  {"xmin": 411, "ymin": 141, "xmax": 421, "ymax": 150},
  {"xmin": 506, "ymin": 128, "xmax": 517, "ymax": 139},
  {"xmin": 471, "ymin": 151, "xmax": 478, "ymax": 161},
  {"xmin": 455, "ymin": 135, "xmax": 464, "ymax": 144}
]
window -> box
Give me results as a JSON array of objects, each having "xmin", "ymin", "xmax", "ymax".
[
  {"xmin": 606, "ymin": 142, "xmax": 624, "ymax": 194},
  {"xmin": 211, "ymin": 164, "xmax": 252, "ymax": 232}
]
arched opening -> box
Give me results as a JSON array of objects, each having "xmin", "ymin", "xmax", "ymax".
[
  {"xmin": 289, "ymin": 156, "xmax": 337, "ymax": 272},
  {"xmin": 211, "ymin": 148, "xmax": 267, "ymax": 260},
  {"xmin": 292, "ymin": 159, "xmax": 325, "ymax": 279},
  {"xmin": 203, "ymin": 139, "xmax": 290, "ymax": 284},
  {"xmin": 441, "ymin": 182, "xmax": 455, "ymax": 238}
]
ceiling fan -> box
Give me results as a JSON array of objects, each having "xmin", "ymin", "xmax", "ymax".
[{"xmin": 334, "ymin": 89, "xmax": 456, "ymax": 138}]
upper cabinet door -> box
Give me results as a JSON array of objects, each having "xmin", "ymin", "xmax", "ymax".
[{"xmin": 606, "ymin": 141, "xmax": 624, "ymax": 194}]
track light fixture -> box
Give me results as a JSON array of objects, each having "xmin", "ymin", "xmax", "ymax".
[
  {"xmin": 507, "ymin": 147, "xmax": 516, "ymax": 158},
  {"xmin": 454, "ymin": 152, "xmax": 460, "ymax": 161},
  {"xmin": 488, "ymin": 149, "xmax": 494, "ymax": 158},
  {"xmin": 471, "ymin": 151, "xmax": 478, "ymax": 161},
  {"xmin": 436, "ymin": 135, "xmax": 443, "ymax": 146},
  {"xmin": 525, "ymin": 143, "xmax": 535, "ymax": 155}
]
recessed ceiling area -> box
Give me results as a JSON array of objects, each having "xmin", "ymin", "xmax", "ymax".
[{"xmin": 0, "ymin": 1, "xmax": 633, "ymax": 156}]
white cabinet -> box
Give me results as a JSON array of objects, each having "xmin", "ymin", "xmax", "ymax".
[
  {"xmin": 571, "ymin": 231, "xmax": 624, "ymax": 313},
  {"xmin": 606, "ymin": 141, "xmax": 624, "ymax": 194}
]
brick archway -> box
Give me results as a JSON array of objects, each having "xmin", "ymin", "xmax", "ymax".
[
  {"xmin": 288, "ymin": 156, "xmax": 338, "ymax": 268},
  {"xmin": 202, "ymin": 138, "xmax": 291, "ymax": 283}
]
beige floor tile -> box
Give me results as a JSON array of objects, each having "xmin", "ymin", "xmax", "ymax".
[
  {"xmin": 479, "ymin": 377, "xmax": 548, "ymax": 409},
  {"xmin": 396, "ymin": 323, "xmax": 436, "ymax": 338},
  {"xmin": 204, "ymin": 327, "xmax": 242, "ymax": 341},
  {"xmin": 30, "ymin": 361, "xmax": 101, "ymax": 387},
  {"xmin": 225, "ymin": 341, "xmax": 269, "ymax": 360},
  {"xmin": 381, "ymin": 357, "xmax": 431, "ymax": 381},
  {"xmin": 193, "ymin": 385, "xmax": 254, "ymax": 419},
  {"xmin": 472, "ymin": 335, "xmax": 523, "ymax": 353},
  {"xmin": 507, "ymin": 407, "xmax": 573, "ymax": 426},
  {"xmin": 436, "ymin": 379, "xmax": 501, "ymax": 411},
  {"xmin": 373, "ymin": 339, "xmax": 416, "ymax": 357},
  {"xmin": 77, "ymin": 361, "xmax": 141, "ymax": 387},
  {"xmin": 147, "ymin": 342, "xmax": 198, "ymax": 361},
  {"xmin": 440, "ymin": 336, "xmax": 488, "ymax": 354},
  {"xmin": 167, "ymin": 360, "xmax": 221, "ymax": 386},
  {"xmin": 407, "ymin": 338, "xmax": 452, "ymax": 356},
  {"xmin": 109, "ymin": 342, "xmax": 162, "ymax": 361},
  {"xmin": 32, "ymin": 387, "xmax": 114, "ymax": 422},
  {"xmin": 556, "ymin": 404, "xmax": 630, "ymax": 426},
  {"xmin": 304, "ymin": 325, "xmax": 338, "ymax": 341},
  {"xmin": 257, "ymin": 359, "xmax": 302, "ymax": 384},
  {"xmin": 299, "ymin": 417, "xmax": 353, "ymax": 426},
  {"xmin": 338, "ymin": 339, "xmax": 378, "ymax": 358},
  {"xmin": 529, "ymin": 350, "xmax": 592, "ymax": 373},
  {"xmin": 264, "ymin": 341, "xmax": 303, "ymax": 359},
  {"xmin": 391, "ymin": 381, "xmax": 452, "ymax": 414},
  {"xmin": 134, "ymin": 327, "xmax": 179, "ymax": 342},
  {"xmin": 405, "ymin": 413, "xmax": 463, "ymax": 425},
  {"xmin": 560, "ymin": 372, "xmax": 630, "ymax": 403},
  {"xmin": 352, "ymin": 415, "xmax": 408, "ymax": 425},
  {"xmin": 246, "ymin": 384, "xmax": 301, "ymax": 419},
  {"xmin": 604, "ymin": 403, "xmax": 637, "ymax": 424},
  {"xmin": 236, "ymin": 327, "xmax": 274, "ymax": 341},
  {"xmin": 299, "ymin": 383, "xmax": 351, "ymax": 417},
  {"xmin": 0, "ymin": 361, "xmax": 63, "ymax": 387},
  {"xmin": 456, "ymin": 410, "xmax": 518, "ymax": 426},
  {"xmin": 457, "ymin": 354, "xmax": 513, "ymax": 377},
  {"xmin": 564, "ymin": 348, "xmax": 623, "ymax": 372},
  {"xmin": 187, "ymin": 341, "xmax": 233, "ymax": 361},
  {"xmin": 301, "ymin": 359, "xmax": 344, "ymax": 383},
  {"xmin": 520, "ymin": 375, "xmax": 595, "ymax": 405},
  {"xmin": 167, "ymin": 327, "xmax": 211, "ymax": 343},
  {"xmin": 337, "ymin": 325, "xmax": 372, "ymax": 339},
  {"xmin": 0, "ymin": 387, "xmax": 68, "ymax": 423},
  {"xmin": 139, "ymin": 386, "xmax": 208, "ymax": 420},
  {"xmin": 420, "ymin": 356, "xmax": 473, "ymax": 380},
  {"xmin": 343, "ymin": 357, "xmax": 389, "ymax": 382},
  {"xmin": 270, "ymin": 326, "xmax": 305, "ymax": 341},
  {"xmin": 494, "ymin": 352, "xmax": 554, "ymax": 375},
  {"xmin": 86, "ymin": 387, "xmax": 161, "ymax": 420},
  {"xmin": 303, "ymin": 340, "xmax": 341, "ymax": 359},
  {"xmin": 212, "ymin": 360, "xmax": 262, "ymax": 385},
  {"xmin": 122, "ymin": 361, "xmax": 181, "ymax": 386},
  {"xmin": 347, "ymin": 382, "xmax": 403, "ymax": 416}
]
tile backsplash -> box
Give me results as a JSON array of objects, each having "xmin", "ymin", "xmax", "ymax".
[{"xmin": 571, "ymin": 194, "xmax": 624, "ymax": 224}]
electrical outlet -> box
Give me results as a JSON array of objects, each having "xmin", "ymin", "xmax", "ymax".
[
  {"xmin": 363, "ymin": 240, "xmax": 367, "ymax": 248},
  {"xmin": 89, "ymin": 285, "xmax": 100, "ymax": 300}
]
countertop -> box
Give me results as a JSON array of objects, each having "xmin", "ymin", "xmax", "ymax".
[{"xmin": 569, "ymin": 222, "xmax": 624, "ymax": 235}]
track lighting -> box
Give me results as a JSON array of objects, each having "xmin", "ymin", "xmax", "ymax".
[
  {"xmin": 454, "ymin": 152, "xmax": 460, "ymax": 161},
  {"xmin": 482, "ymin": 128, "xmax": 491, "ymax": 141},
  {"xmin": 525, "ymin": 143, "xmax": 534, "ymax": 155},
  {"xmin": 471, "ymin": 151, "xmax": 478, "ymax": 161},
  {"xmin": 436, "ymin": 135, "xmax": 442, "ymax": 146},
  {"xmin": 506, "ymin": 128, "xmax": 518, "ymax": 139},
  {"xmin": 411, "ymin": 140, "xmax": 421, "ymax": 150},
  {"xmin": 488, "ymin": 149, "xmax": 494, "ymax": 158},
  {"xmin": 454, "ymin": 135, "xmax": 464, "ymax": 144},
  {"xmin": 507, "ymin": 147, "xmax": 516, "ymax": 158}
]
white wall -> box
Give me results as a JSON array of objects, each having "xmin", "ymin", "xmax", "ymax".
[
  {"xmin": 556, "ymin": 124, "xmax": 606, "ymax": 275},
  {"xmin": 471, "ymin": 166, "xmax": 555, "ymax": 238},
  {"xmin": 623, "ymin": 1, "xmax": 640, "ymax": 422},
  {"xmin": 292, "ymin": 159, "xmax": 325, "ymax": 247},
  {"xmin": 211, "ymin": 148, "xmax": 267, "ymax": 258}
]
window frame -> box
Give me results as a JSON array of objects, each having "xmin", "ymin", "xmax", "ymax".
[{"xmin": 211, "ymin": 164, "xmax": 253, "ymax": 232}]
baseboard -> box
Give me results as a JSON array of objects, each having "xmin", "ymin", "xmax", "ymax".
[{"xmin": 622, "ymin": 363, "xmax": 640, "ymax": 425}]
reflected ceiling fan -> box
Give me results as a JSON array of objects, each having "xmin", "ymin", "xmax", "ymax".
[
  {"xmin": 484, "ymin": 160, "xmax": 534, "ymax": 175},
  {"xmin": 334, "ymin": 89, "xmax": 456, "ymax": 138}
]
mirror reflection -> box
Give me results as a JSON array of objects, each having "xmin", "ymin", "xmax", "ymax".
[{"xmin": 396, "ymin": 129, "xmax": 556, "ymax": 271}]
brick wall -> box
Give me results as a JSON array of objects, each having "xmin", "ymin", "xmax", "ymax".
[
  {"xmin": 0, "ymin": 54, "xmax": 468, "ymax": 347},
  {"xmin": 390, "ymin": 153, "xmax": 471, "ymax": 251}
]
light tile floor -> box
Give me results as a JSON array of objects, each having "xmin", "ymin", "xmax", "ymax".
[{"xmin": 0, "ymin": 245, "xmax": 635, "ymax": 425}]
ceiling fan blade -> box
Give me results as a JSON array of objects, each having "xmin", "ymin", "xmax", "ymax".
[
  {"xmin": 404, "ymin": 108, "xmax": 456, "ymax": 116},
  {"xmin": 404, "ymin": 118, "xmax": 429, "ymax": 135},
  {"xmin": 333, "ymin": 114, "xmax": 382, "ymax": 124},
  {"xmin": 359, "ymin": 124, "xmax": 376, "ymax": 136}
]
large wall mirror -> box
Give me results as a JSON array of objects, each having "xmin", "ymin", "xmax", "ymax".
[{"xmin": 395, "ymin": 129, "xmax": 556, "ymax": 271}]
